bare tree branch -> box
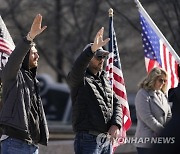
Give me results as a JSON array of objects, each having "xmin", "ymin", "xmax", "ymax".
[{"xmin": 106, "ymin": 0, "xmax": 141, "ymax": 33}]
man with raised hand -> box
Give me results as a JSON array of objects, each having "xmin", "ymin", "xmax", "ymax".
[
  {"xmin": 67, "ymin": 27, "xmax": 122, "ymax": 154},
  {"xmin": 0, "ymin": 14, "xmax": 49, "ymax": 154}
]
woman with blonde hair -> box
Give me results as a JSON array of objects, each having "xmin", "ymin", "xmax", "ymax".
[{"xmin": 134, "ymin": 67, "xmax": 172, "ymax": 154}]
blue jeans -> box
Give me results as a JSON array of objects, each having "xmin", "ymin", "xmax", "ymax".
[
  {"xmin": 74, "ymin": 131, "xmax": 113, "ymax": 154},
  {"xmin": 1, "ymin": 137, "xmax": 39, "ymax": 154}
]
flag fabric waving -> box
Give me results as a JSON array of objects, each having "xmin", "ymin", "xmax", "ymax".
[
  {"xmin": 0, "ymin": 15, "xmax": 15, "ymax": 71},
  {"xmin": 106, "ymin": 8, "xmax": 132, "ymax": 152},
  {"xmin": 135, "ymin": 0, "xmax": 180, "ymax": 90}
]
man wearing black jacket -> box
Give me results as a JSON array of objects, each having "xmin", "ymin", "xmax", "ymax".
[
  {"xmin": 67, "ymin": 27, "xmax": 122, "ymax": 154},
  {"xmin": 0, "ymin": 14, "xmax": 49, "ymax": 154}
]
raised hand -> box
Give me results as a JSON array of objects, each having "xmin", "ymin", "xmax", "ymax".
[
  {"xmin": 28, "ymin": 14, "xmax": 47, "ymax": 40},
  {"xmin": 91, "ymin": 27, "xmax": 110, "ymax": 52}
]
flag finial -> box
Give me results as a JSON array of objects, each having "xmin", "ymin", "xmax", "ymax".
[{"xmin": 109, "ymin": 8, "xmax": 113, "ymax": 17}]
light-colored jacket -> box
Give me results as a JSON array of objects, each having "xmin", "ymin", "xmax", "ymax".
[{"xmin": 134, "ymin": 88, "xmax": 172, "ymax": 148}]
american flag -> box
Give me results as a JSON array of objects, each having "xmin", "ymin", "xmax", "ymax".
[
  {"xmin": 136, "ymin": 0, "xmax": 180, "ymax": 90},
  {"xmin": 0, "ymin": 15, "xmax": 15, "ymax": 70},
  {"xmin": 106, "ymin": 10, "xmax": 132, "ymax": 151}
]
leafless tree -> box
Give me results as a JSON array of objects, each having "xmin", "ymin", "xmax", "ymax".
[{"xmin": 0, "ymin": 0, "xmax": 179, "ymax": 84}]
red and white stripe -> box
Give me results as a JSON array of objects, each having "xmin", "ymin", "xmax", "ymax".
[
  {"xmin": 0, "ymin": 38, "xmax": 14, "ymax": 55},
  {"xmin": 145, "ymin": 39, "xmax": 179, "ymax": 90},
  {"xmin": 106, "ymin": 54, "xmax": 131, "ymax": 134}
]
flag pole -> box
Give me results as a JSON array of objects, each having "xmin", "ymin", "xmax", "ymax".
[
  {"xmin": 108, "ymin": 8, "xmax": 114, "ymax": 104},
  {"xmin": 134, "ymin": 0, "xmax": 180, "ymax": 64}
]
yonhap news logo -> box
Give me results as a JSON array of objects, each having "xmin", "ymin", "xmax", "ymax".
[
  {"xmin": 96, "ymin": 133, "xmax": 111, "ymax": 147},
  {"xmin": 123, "ymin": 137, "xmax": 175, "ymax": 144},
  {"xmin": 96, "ymin": 134, "xmax": 175, "ymax": 146},
  {"xmin": 96, "ymin": 133, "xmax": 122, "ymax": 147}
]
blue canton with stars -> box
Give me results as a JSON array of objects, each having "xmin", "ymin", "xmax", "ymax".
[
  {"xmin": 140, "ymin": 14, "xmax": 162, "ymax": 66},
  {"xmin": 112, "ymin": 32, "xmax": 121, "ymax": 70}
]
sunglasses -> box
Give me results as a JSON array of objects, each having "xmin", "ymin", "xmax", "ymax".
[
  {"xmin": 158, "ymin": 78, "xmax": 167, "ymax": 84},
  {"xmin": 95, "ymin": 55, "xmax": 106, "ymax": 61}
]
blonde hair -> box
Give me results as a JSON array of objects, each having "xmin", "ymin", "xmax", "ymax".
[{"xmin": 138, "ymin": 67, "xmax": 168, "ymax": 93}]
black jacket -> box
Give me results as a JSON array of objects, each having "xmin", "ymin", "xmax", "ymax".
[
  {"xmin": 168, "ymin": 83, "xmax": 180, "ymax": 116},
  {"xmin": 0, "ymin": 38, "xmax": 49, "ymax": 145},
  {"xmin": 67, "ymin": 44, "xmax": 122, "ymax": 133}
]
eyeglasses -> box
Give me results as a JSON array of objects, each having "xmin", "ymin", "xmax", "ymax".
[
  {"xmin": 95, "ymin": 55, "xmax": 106, "ymax": 61},
  {"xmin": 158, "ymin": 78, "xmax": 167, "ymax": 84}
]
